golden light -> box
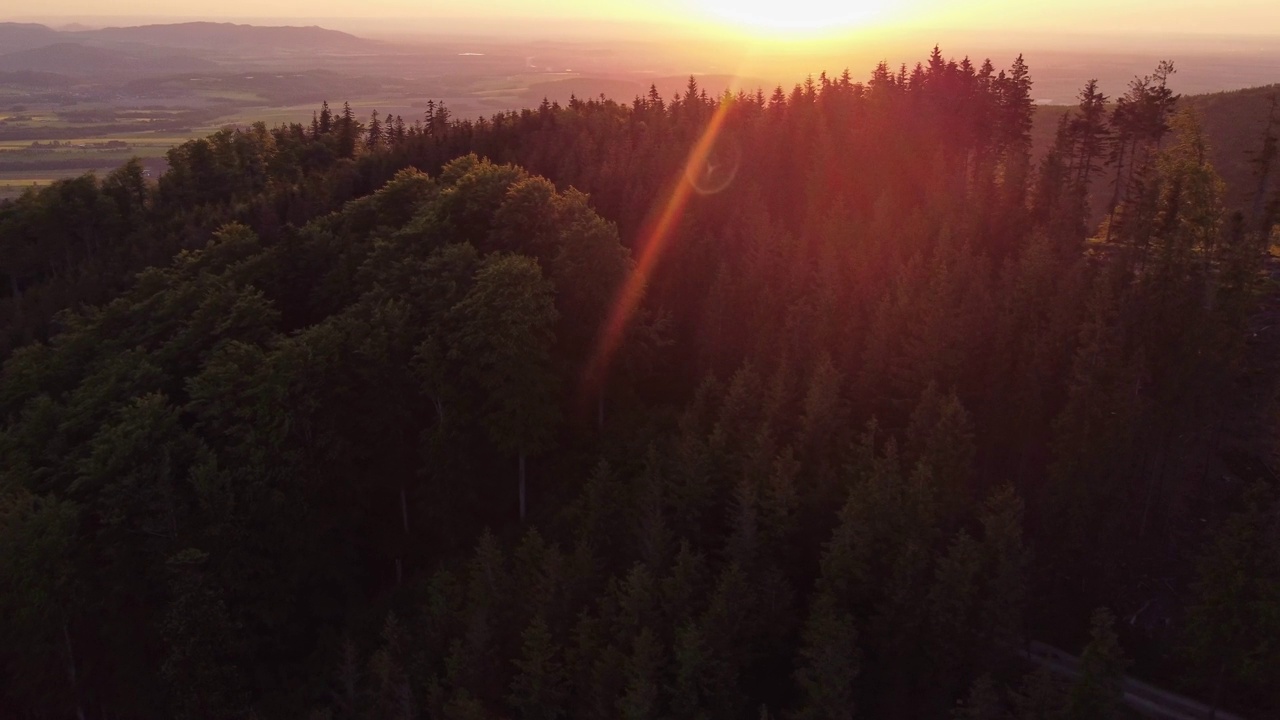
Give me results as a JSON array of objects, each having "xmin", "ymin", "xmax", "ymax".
[
  {"xmin": 694, "ymin": 0, "xmax": 886, "ymax": 35},
  {"xmin": 581, "ymin": 100, "xmax": 735, "ymax": 400}
]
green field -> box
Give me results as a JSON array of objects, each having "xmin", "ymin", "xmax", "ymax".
[
  {"xmin": 196, "ymin": 104, "xmax": 315, "ymax": 131},
  {"xmin": 0, "ymin": 139, "xmax": 176, "ymax": 157},
  {"xmin": 0, "ymin": 59, "xmax": 583, "ymax": 193},
  {"xmin": 0, "ymin": 171, "xmax": 72, "ymax": 199}
]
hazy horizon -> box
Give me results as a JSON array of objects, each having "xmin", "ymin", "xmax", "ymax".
[
  {"xmin": 6, "ymin": 11, "xmax": 1280, "ymax": 95},
  {"xmin": 6, "ymin": 0, "xmax": 1280, "ymax": 42}
]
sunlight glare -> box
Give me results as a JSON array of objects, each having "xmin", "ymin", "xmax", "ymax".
[{"xmin": 695, "ymin": 0, "xmax": 885, "ymax": 35}]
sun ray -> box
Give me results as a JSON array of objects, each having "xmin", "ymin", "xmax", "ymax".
[{"xmin": 581, "ymin": 98, "xmax": 736, "ymax": 398}]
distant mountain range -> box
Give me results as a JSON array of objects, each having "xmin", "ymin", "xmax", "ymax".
[
  {"xmin": 77, "ymin": 22, "xmax": 375, "ymax": 53},
  {"xmin": 0, "ymin": 22, "xmax": 62, "ymax": 52},
  {"xmin": 0, "ymin": 21, "xmax": 381, "ymax": 79}
]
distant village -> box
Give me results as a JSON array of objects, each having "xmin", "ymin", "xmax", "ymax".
[{"xmin": 4, "ymin": 139, "xmax": 131, "ymax": 152}]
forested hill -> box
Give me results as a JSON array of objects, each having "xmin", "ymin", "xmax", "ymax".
[
  {"xmin": 1034, "ymin": 81, "xmax": 1280, "ymax": 219},
  {"xmin": 0, "ymin": 20, "xmax": 377, "ymax": 54},
  {"xmin": 1, "ymin": 50, "xmax": 1279, "ymax": 720},
  {"xmin": 82, "ymin": 22, "xmax": 372, "ymax": 52}
]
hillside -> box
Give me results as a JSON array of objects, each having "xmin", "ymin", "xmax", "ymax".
[
  {"xmin": 78, "ymin": 21, "xmax": 379, "ymax": 54},
  {"xmin": 1192, "ymin": 84, "xmax": 1280, "ymax": 212},
  {"xmin": 0, "ymin": 42, "xmax": 217, "ymax": 77},
  {"xmin": 0, "ymin": 21, "xmax": 381, "ymax": 81},
  {"xmin": 0, "ymin": 70, "xmax": 73, "ymax": 89},
  {"xmin": 0, "ymin": 22, "xmax": 61, "ymax": 52},
  {"xmin": 1033, "ymin": 82, "xmax": 1280, "ymax": 220}
]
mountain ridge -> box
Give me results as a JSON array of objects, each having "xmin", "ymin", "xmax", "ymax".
[{"xmin": 75, "ymin": 21, "xmax": 377, "ymax": 53}]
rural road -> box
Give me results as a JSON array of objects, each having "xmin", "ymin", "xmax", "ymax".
[{"xmin": 1019, "ymin": 641, "xmax": 1247, "ymax": 720}]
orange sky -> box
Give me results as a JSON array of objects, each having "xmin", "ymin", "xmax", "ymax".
[{"xmin": 7, "ymin": 0, "xmax": 1280, "ymax": 39}]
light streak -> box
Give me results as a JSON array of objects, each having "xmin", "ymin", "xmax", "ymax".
[{"xmin": 581, "ymin": 99, "xmax": 736, "ymax": 395}]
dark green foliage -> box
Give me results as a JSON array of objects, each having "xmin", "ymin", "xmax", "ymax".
[
  {"xmin": 1066, "ymin": 609, "xmax": 1128, "ymax": 720},
  {"xmin": 954, "ymin": 675, "xmax": 1009, "ymax": 720},
  {"xmin": 0, "ymin": 49, "xmax": 1275, "ymax": 720},
  {"xmin": 1181, "ymin": 483, "xmax": 1280, "ymax": 711},
  {"xmin": 509, "ymin": 616, "xmax": 568, "ymax": 720},
  {"xmin": 793, "ymin": 590, "xmax": 859, "ymax": 720}
]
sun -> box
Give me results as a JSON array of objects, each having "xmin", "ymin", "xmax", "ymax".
[{"xmin": 695, "ymin": 0, "xmax": 885, "ymax": 35}]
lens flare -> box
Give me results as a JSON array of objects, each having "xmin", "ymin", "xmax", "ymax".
[
  {"xmin": 686, "ymin": 131, "xmax": 741, "ymax": 196},
  {"xmin": 582, "ymin": 100, "xmax": 735, "ymax": 395}
]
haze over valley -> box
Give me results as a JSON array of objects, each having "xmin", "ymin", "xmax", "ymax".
[{"xmin": 1, "ymin": 17, "xmax": 1279, "ymax": 197}]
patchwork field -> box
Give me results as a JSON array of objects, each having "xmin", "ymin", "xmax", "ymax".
[
  {"xmin": 0, "ymin": 170, "xmax": 74, "ymax": 199},
  {"xmin": 0, "ymin": 86, "xmax": 570, "ymax": 194}
]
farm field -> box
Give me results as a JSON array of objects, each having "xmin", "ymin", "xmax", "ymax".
[
  {"xmin": 0, "ymin": 127, "xmax": 179, "ymax": 199},
  {"xmin": 0, "ymin": 66, "xmax": 592, "ymax": 193},
  {"xmin": 0, "ymin": 171, "xmax": 66, "ymax": 200},
  {"xmin": 0, "ymin": 97, "xmax": 557, "ymax": 194}
]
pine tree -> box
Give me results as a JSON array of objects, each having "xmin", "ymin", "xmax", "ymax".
[
  {"xmin": 977, "ymin": 488, "xmax": 1030, "ymax": 656},
  {"xmin": 367, "ymin": 110, "xmax": 383, "ymax": 151},
  {"xmin": 369, "ymin": 613, "xmax": 415, "ymax": 720},
  {"xmin": 509, "ymin": 616, "xmax": 567, "ymax": 720},
  {"xmin": 999, "ymin": 54, "xmax": 1034, "ymax": 206},
  {"xmin": 633, "ymin": 446, "xmax": 671, "ymax": 571},
  {"xmin": 928, "ymin": 531, "xmax": 984, "ymax": 693},
  {"xmin": 906, "ymin": 383, "xmax": 976, "ymax": 525},
  {"xmin": 337, "ymin": 102, "xmax": 358, "ymax": 157},
  {"xmin": 1248, "ymin": 94, "xmax": 1278, "ymax": 230},
  {"xmin": 1071, "ymin": 80, "xmax": 1110, "ymax": 195},
  {"xmin": 1066, "ymin": 608, "xmax": 1127, "ymax": 720},
  {"xmin": 792, "ymin": 590, "xmax": 859, "ymax": 720},
  {"xmin": 319, "ymin": 100, "xmax": 333, "ymax": 135},
  {"xmin": 1012, "ymin": 667, "xmax": 1067, "ymax": 720},
  {"xmin": 618, "ymin": 628, "xmax": 663, "ymax": 720},
  {"xmin": 954, "ymin": 675, "xmax": 1008, "ymax": 720},
  {"xmin": 1183, "ymin": 483, "xmax": 1280, "ymax": 713}
]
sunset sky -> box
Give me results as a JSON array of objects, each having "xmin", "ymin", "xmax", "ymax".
[{"xmin": 9, "ymin": 0, "xmax": 1280, "ymax": 39}]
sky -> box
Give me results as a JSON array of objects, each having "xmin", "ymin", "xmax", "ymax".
[{"xmin": 8, "ymin": 0, "xmax": 1280, "ymax": 40}]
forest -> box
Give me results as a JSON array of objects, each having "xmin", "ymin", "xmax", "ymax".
[{"xmin": 1, "ymin": 48, "xmax": 1279, "ymax": 720}]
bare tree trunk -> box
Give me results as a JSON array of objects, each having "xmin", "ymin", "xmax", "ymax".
[
  {"xmin": 1105, "ymin": 142, "xmax": 1127, "ymax": 244},
  {"xmin": 1139, "ymin": 424, "xmax": 1174, "ymax": 541},
  {"xmin": 340, "ymin": 636, "xmax": 358, "ymax": 715},
  {"xmin": 63, "ymin": 621, "xmax": 86, "ymax": 720},
  {"xmin": 396, "ymin": 485, "xmax": 409, "ymax": 587},
  {"xmin": 518, "ymin": 449, "xmax": 527, "ymax": 521},
  {"xmin": 1251, "ymin": 96, "xmax": 1277, "ymax": 230},
  {"xmin": 7, "ymin": 273, "xmax": 21, "ymax": 323},
  {"xmin": 1210, "ymin": 659, "xmax": 1227, "ymax": 720},
  {"xmin": 400, "ymin": 486, "xmax": 410, "ymax": 535},
  {"xmin": 1200, "ymin": 418, "xmax": 1224, "ymax": 486}
]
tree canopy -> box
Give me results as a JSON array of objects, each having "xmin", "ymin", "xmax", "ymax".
[{"xmin": 1, "ymin": 49, "xmax": 1278, "ymax": 720}]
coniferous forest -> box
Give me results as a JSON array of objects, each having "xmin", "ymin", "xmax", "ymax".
[{"xmin": 1, "ymin": 49, "xmax": 1279, "ymax": 720}]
